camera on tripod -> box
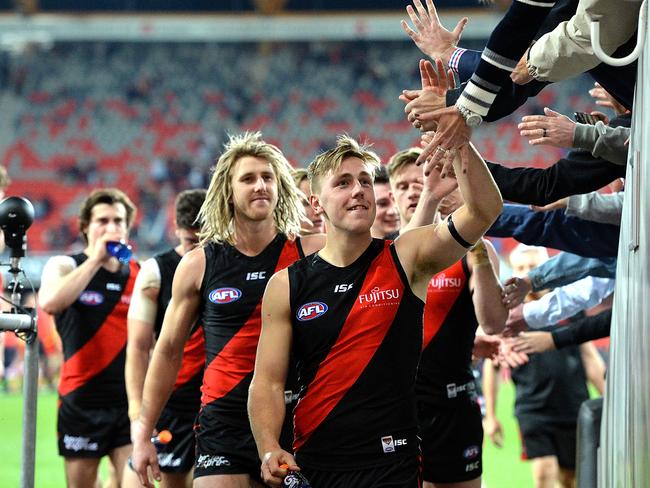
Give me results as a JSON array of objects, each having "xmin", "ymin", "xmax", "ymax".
[{"xmin": 0, "ymin": 196, "xmax": 36, "ymax": 338}]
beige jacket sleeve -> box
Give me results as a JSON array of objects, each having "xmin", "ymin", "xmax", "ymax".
[{"xmin": 528, "ymin": 0, "xmax": 642, "ymax": 82}]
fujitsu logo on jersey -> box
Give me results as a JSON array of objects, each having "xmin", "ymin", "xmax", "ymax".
[
  {"xmin": 296, "ymin": 302, "xmax": 328, "ymax": 321},
  {"xmin": 209, "ymin": 287, "xmax": 242, "ymax": 304},
  {"xmin": 429, "ymin": 273, "xmax": 463, "ymax": 290},
  {"xmin": 79, "ymin": 291, "xmax": 104, "ymax": 306},
  {"xmin": 358, "ymin": 286, "xmax": 400, "ymax": 307}
]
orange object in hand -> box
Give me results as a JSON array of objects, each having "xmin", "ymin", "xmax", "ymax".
[{"xmin": 156, "ymin": 430, "xmax": 173, "ymax": 445}]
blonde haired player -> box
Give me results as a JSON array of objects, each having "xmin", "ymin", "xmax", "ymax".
[{"xmin": 131, "ymin": 133, "xmax": 324, "ymax": 488}]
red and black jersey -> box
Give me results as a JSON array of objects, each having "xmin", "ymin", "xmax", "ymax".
[
  {"xmin": 417, "ymin": 258, "xmax": 478, "ymax": 406},
  {"xmin": 153, "ymin": 248, "xmax": 205, "ymax": 412},
  {"xmin": 56, "ymin": 253, "xmax": 139, "ymax": 408},
  {"xmin": 199, "ymin": 234, "xmax": 303, "ymax": 425},
  {"xmin": 288, "ymin": 239, "xmax": 423, "ymax": 470}
]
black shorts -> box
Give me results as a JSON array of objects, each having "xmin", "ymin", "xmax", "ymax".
[
  {"xmin": 418, "ymin": 399, "xmax": 483, "ymax": 483},
  {"xmin": 154, "ymin": 407, "xmax": 197, "ymax": 473},
  {"xmin": 193, "ymin": 399, "xmax": 296, "ymax": 480},
  {"xmin": 193, "ymin": 404, "xmax": 262, "ymax": 481},
  {"xmin": 57, "ymin": 400, "xmax": 130, "ymax": 458},
  {"xmin": 519, "ymin": 421, "xmax": 577, "ymax": 469},
  {"xmin": 302, "ymin": 455, "xmax": 422, "ymax": 488}
]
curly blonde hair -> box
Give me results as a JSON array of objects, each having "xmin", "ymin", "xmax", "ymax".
[
  {"xmin": 308, "ymin": 135, "xmax": 380, "ymax": 193},
  {"xmin": 198, "ymin": 132, "xmax": 304, "ymax": 245}
]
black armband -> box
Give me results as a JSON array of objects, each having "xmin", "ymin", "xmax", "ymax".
[{"xmin": 447, "ymin": 213, "xmax": 473, "ymax": 249}]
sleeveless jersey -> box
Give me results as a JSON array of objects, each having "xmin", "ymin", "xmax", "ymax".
[
  {"xmin": 153, "ymin": 248, "xmax": 205, "ymax": 412},
  {"xmin": 417, "ymin": 258, "xmax": 478, "ymax": 406},
  {"xmin": 56, "ymin": 254, "xmax": 139, "ymax": 408},
  {"xmin": 289, "ymin": 239, "xmax": 423, "ymax": 470},
  {"xmin": 199, "ymin": 234, "xmax": 303, "ymax": 425}
]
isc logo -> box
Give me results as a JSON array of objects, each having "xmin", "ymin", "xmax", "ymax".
[
  {"xmin": 246, "ymin": 272, "xmax": 266, "ymax": 281},
  {"xmin": 296, "ymin": 302, "xmax": 328, "ymax": 321},
  {"xmin": 79, "ymin": 291, "xmax": 104, "ymax": 306},
  {"xmin": 209, "ymin": 287, "xmax": 242, "ymax": 304}
]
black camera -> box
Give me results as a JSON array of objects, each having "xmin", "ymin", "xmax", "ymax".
[{"xmin": 0, "ymin": 196, "xmax": 34, "ymax": 258}]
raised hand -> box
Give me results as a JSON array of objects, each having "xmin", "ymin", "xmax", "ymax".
[
  {"xmin": 416, "ymin": 116, "xmax": 471, "ymax": 179},
  {"xmin": 518, "ymin": 107, "xmax": 576, "ymax": 148},
  {"xmin": 502, "ymin": 276, "xmax": 532, "ymax": 309},
  {"xmin": 400, "ymin": 58, "xmax": 454, "ymax": 131},
  {"xmin": 589, "ymin": 82, "xmax": 628, "ymax": 116},
  {"xmin": 401, "ymin": 0, "xmax": 468, "ymax": 65}
]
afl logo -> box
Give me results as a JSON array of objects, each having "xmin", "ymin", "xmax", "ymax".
[
  {"xmin": 209, "ymin": 287, "xmax": 242, "ymax": 304},
  {"xmin": 463, "ymin": 445, "xmax": 480, "ymax": 460},
  {"xmin": 296, "ymin": 302, "xmax": 328, "ymax": 321},
  {"xmin": 79, "ymin": 291, "xmax": 104, "ymax": 306}
]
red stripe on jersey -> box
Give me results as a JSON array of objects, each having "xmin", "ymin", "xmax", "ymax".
[
  {"xmin": 58, "ymin": 260, "xmax": 139, "ymax": 397},
  {"xmin": 201, "ymin": 239, "xmax": 301, "ymax": 404},
  {"xmin": 422, "ymin": 260, "xmax": 467, "ymax": 351},
  {"xmin": 293, "ymin": 241, "xmax": 404, "ymax": 451},
  {"xmin": 174, "ymin": 326, "xmax": 205, "ymax": 389}
]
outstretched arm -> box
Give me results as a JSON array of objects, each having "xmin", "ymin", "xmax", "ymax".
[
  {"xmin": 400, "ymin": 0, "xmax": 467, "ymax": 68},
  {"xmin": 415, "ymin": 0, "xmax": 557, "ymax": 168},
  {"xmin": 527, "ymin": 0, "xmax": 641, "ymax": 83},
  {"xmin": 503, "ymin": 253, "xmax": 617, "ymax": 309},
  {"xmin": 486, "ymin": 204, "xmax": 619, "ymax": 258},
  {"xmin": 249, "ymin": 269, "xmax": 298, "ymax": 487},
  {"xmin": 512, "ymin": 308, "xmax": 612, "ymax": 353},
  {"xmin": 397, "ymin": 143, "xmax": 502, "ymax": 299}
]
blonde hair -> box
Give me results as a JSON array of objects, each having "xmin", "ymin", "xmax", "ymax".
[
  {"xmin": 307, "ymin": 135, "xmax": 381, "ymax": 193},
  {"xmin": 386, "ymin": 147, "xmax": 422, "ymax": 181},
  {"xmin": 292, "ymin": 168, "xmax": 309, "ymax": 188},
  {"xmin": 198, "ymin": 132, "xmax": 304, "ymax": 245}
]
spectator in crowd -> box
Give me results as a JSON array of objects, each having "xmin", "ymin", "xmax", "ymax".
[{"xmin": 484, "ymin": 244, "xmax": 606, "ymax": 488}]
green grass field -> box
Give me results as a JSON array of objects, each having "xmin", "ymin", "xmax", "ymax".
[{"xmin": 0, "ymin": 382, "xmax": 534, "ymax": 487}]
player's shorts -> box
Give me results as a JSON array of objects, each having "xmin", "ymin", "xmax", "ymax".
[
  {"xmin": 193, "ymin": 403, "xmax": 262, "ymax": 481},
  {"xmin": 302, "ymin": 455, "xmax": 422, "ymax": 488},
  {"xmin": 418, "ymin": 398, "xmax": 483, "ymax": 483},
  {"xmin": 519, "ymin": 420, "xmax": 578, "ymax": 469},
  {"xmin": 57, "ymin": 400, "xmax": 130, "ymax": 458},
  {"xmin": 154, "ymin": 406, "xmax": 197, "ymax": 473},
  {"xmin": 193, "ymin": 395, "xmax": 297, "ymax": 481}
]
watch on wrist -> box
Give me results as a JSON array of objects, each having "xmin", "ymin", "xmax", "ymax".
[{"xmin": 456, "ymin": 104, "xmax": 483, "ymax": 127}]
